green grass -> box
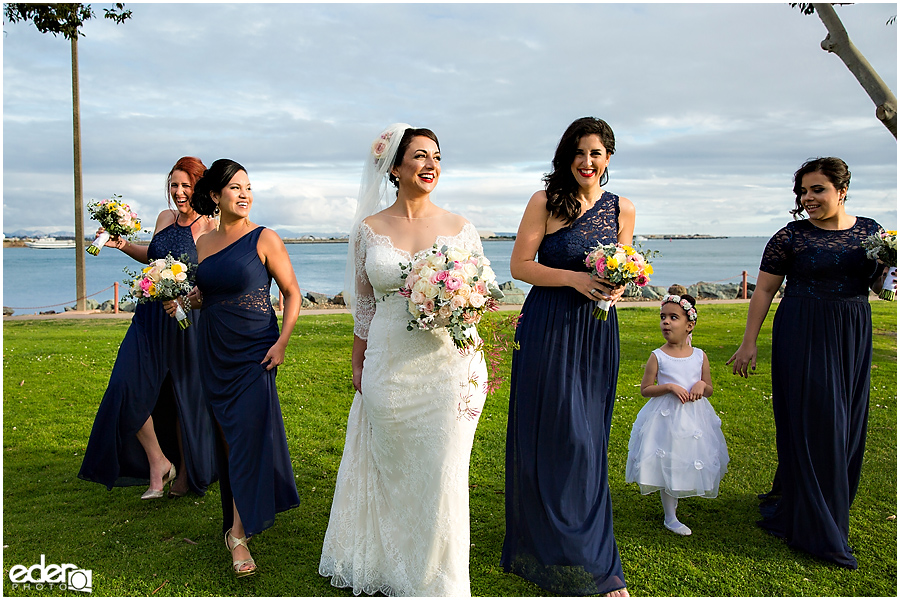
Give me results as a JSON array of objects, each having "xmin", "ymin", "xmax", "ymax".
[{"xmin": 3, "ymin": 303, "xmax": 896, "ymax": 596}]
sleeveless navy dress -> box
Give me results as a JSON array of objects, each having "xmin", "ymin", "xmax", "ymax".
[
  {"xmin": 195, "ymin": 226, "xmax": 299, "ymax": 537},
  {"xmin": 502, "ymin": 192, "xmax": 626, "ymax": 595},
  {"xmin": 79, "ymin": 217, "xmax": 218, "ymax": 494},
  {"xmin": 758, "ymin": 217, "xmax": 883, "ymax": 569}
]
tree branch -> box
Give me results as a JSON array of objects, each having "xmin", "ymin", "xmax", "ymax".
[{"xmin": 813, "ymin": 3, "xmax": 897, "ymax": 138}]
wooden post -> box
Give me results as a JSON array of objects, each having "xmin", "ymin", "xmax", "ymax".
[
  {"xmin": 742, "ymin": 270, "xmax": 748, "ymax": 299},
  {"xmin": 114, "ymin": 281, "xmax": 119, "ymax": 314},
  {"xmin": 71, "ymin": 36, "xmax": 87, "ymax": 310}
]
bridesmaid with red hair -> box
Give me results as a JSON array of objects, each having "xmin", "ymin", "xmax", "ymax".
[{"xmin": 79, "ymin": 157, "xmax": 219, "ymax": 500}]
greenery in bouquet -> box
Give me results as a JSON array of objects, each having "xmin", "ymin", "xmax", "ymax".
[
  {"xmin": 863, "ymin": 230, "xmax": 897, "ymax": 301},
  {"xmin": 86, "ymin": 194, "xmax": 143, "ymax": 255},
  {"xmin": 124, "ymin": 254, "xmax": 195, "ymax": 328},
  {"xmin": 584, "ymin": 242, "xmax": 657, "ymax": 319}
]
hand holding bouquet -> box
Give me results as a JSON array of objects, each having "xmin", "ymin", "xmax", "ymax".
[
  {"xmin": 86, "ymin": 195, "xmax": 142, "ymax": 255},
  {"xmin": 863, "ymin": 230, "xmax": 897, "ymax": 301},
  {"xmin": 399, "ymin": 244, "xmax": 504, "ymax": 351},
  {"xmin": 584, "ymin": 242, "xmax": 655, "ymax": 320},
  {"xmin": 124, "ymin": 254, "xmax": 195, "ymax": 329}
]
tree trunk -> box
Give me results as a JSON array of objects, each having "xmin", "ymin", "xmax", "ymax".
[
  {"xmin": 71, "ymin": 36, "xmax": 87, "ymax": 310},
  {"xmin": 813, "ymin": 3, "xmax": 897, "ymax": 138}
]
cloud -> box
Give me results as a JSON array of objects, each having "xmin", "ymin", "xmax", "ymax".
[{"xmin": 3, "ymin": 3, "xmax": 896, "ymax": 237}]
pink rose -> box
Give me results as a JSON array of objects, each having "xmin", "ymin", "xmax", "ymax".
[
  {"xmin": 474, "ymin": 280, "xmax": 488, "ymax": 295},
  {"xmin": 430, "ymin": 270, "xmax": 449, "ymax": 285},
  {"xmin": 422, "ymin": 299, "xmax": 435, "ymax": 314},
  {"xmin": 594, "ymin": 259, "xmax": 606, "ymax": 274},
  {"xmin": 450, "ymin": 295, "xmax": 466, "ymax": 310},
  {"xmin": 406, "ymin": 273, "xmax": 420, "ymax": 287},
  {"xmin": 139, "ymin": 278, "xmax": 152, "ymax": 292},
  {"xmin": 411, "ymin": 290, "xmax": 426, "ymax": 304},
  {"xmin": 445, "ymin": 274, "xmax": 464, "ymax": 291}
]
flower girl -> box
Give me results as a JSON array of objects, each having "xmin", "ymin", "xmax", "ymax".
[{"xmin": 625, "ymin": 294, "xmax": 729, "ymax": 536}]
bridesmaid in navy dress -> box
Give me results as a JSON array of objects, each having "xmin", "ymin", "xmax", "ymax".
[
  {"xmin": 729, "ymin": 157, "xmax": 892, "ymax": 569},
  {"xmin": 186, "ymin": 159, "xmax": 301, "ymax": 578},
  {"xmin": 79, "ymin": 157, "xmax": 218, "ymax": 500},
  {"xmin": 502, "ymin": 117, "xmax": 635, "ymax": 596}
]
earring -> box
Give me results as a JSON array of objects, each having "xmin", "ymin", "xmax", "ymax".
[{"xmin": 214, "ymin": 204, "xmax": 220, "ymax": 216}]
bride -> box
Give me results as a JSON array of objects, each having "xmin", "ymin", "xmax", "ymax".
[{"xmin": 319, "ymin": 124, "xmax": 487, "ymax": 596}]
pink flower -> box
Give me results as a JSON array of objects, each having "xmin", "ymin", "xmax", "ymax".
[
  {"xmin": 450, "ymin": 295, "xmax": 466, "ymax": 310},
  {"xmin": 429, "ymin": 270, "xmax": 449, "ymax": 285},
  {"xmin": 473, "ymin": 280, "xmax": 488, "ymax": 295},
  {"xmin": 594, "ymin": 259, "xmax": 606, "ymax": 274},
  {"xmin": 463, "ymin": 311, "xmax": 480, "ymax": 325},
  {"xmin": 411, "ymin": 290, "xmax": 426, "ymax": 304},
  {"xmin": 445, "ymin": 274, "xmax": 464, "ymax": 291},
  {"xmin": 139, "ymin": 278, "xmax": 152, "ymax": 292},
  {"xmin": 422, "ymin": 299, "xmax": 435, "ymax": 314},
  {"xmin": 635, "ymin": 274, "xmax": 649, "ymax": 287}
]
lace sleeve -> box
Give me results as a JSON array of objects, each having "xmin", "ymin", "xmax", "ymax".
[
  {"xmin": 759, "ymin": 225, "xmax": 793, "ymax": 276},
  {"xmin": 459, "ymin": 221, "xmax": 484, "ymax": 255},
  {"xmin": 353, "ymin": 225, "xmax": 376, "ymax": 340}
]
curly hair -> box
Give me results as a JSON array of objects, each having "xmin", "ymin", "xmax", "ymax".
[
  {"xmin": 790, "ymin": 157, "xmax": 851, "ymax": 218},
  {"xmin": 388, "ymin": 127, "xmax": 440, "ymax": 189},
  {"xmin": 543, "ymin": 117, "xmax": 616, "ymax": 223},
  {"xmin": 190, "ymin": 159, "xmax": 247, "ymax": 217}
]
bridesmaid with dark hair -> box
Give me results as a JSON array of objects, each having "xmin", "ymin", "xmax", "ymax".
[
  {"xmin": 79, "ymin": 157, "xmax": 218, "ymax": 500},
  {"xmin": 502, "ymin": 117, "xmax": 634, "ymax": 596},
  {"xmin": 729, "ymin": 157, "xmax": 892, "ymax": 569},
  {"xmin": 185, "ymin": 158, "xmax": 301, "ymax": 578}
]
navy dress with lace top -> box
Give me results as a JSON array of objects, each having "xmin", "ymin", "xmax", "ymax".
[
  {"xmin": 195, "ymin": 226, "xmax": 299, "ymax": 537},
  {"xmin": 79, "ymin": 217, "xmax": 218, "ymax": 494},
  {"xmin": 758, "ymin": 216, "xmax": 883, "ymax": 569},
  {"xmin": 501, "ymin": 191, "xmax": 626, "ymax": 595}
]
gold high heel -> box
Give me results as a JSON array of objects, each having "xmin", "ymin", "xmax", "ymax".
[
  {"xmin": 140, "ymin": 463, "xmax": 176, "ymax": 500},
  {"xmin": 225, "ymin": 528, "xmax": 257, "ymax": 578}
]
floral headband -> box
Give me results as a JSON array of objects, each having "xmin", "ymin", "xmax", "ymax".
[{"xmin": 661, "ymin": 294, "xmax": 698, "ymax": 322}]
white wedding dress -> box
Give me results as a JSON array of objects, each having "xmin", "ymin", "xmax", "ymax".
[{"xmin": 319, "ymin": 221, "xmax": 487, "ymax": 597}]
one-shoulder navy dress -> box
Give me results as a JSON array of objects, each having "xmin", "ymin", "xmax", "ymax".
[
  {"xmin": 195, "ymin": 226, "xmax": 299, "ymax": 537},
  {"xmin": 79, "ymin": 217, "xmax": 218, "ymax": 494},
  {"xmin": 758, "ymin": 217, "xmax": 883, "ymax": 569},
  {"xmin": 502, "ymin": 192, "xmax": 626, "ymax": 595}
]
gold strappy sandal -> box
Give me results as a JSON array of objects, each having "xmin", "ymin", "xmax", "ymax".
[{"xmin": 225, "ymin": 528, "xmax": 257, "ymax": 578}]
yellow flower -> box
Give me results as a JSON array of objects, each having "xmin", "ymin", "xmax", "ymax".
[
  {"xmin": 624, "ymin": 262, "xmax": 639, "ymax": 275},
  {"xmin": 148, "ymin": 283, "xmax": 157, "ymax": 295},
  {"xmin": 644, "ymin": 264, "xmax": 654, "ymax": 275},
  {"xmin": 623, "ymin": 245, "xmax": 636, "ymax": 255},
  {"xmin": 887, "ymin": 230, "xmax": 897, "ymax": 235},
  {"xmin": 171, "ymin": 263, "xmax": 185, "ymax": 275},
  {"xmin": 607, "ymin": 257, "xmax": 619, "ymax": 270}
]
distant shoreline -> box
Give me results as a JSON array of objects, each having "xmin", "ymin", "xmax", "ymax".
[{"xmin": 4, "ymin": 233, "xmax": 731, "ymax": 248}]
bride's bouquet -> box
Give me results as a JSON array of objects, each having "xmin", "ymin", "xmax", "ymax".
[
  {"xmin": 86, "ymin": 194, "xmax": 142, "ymax": 255},
  {"xmin": 124, "ymin": 254, "xmax": 195, "ymax": 329},
  {"xmin": 399, "ymin": 244, "xmax": 504, "ymax": 351},
  {"xmin": 863, "ymin": 230, "xmax": 897, "ymax": 301},
  {"xmin": 585, "ymin": 242, "xmax": 655, "ymax": 320}
]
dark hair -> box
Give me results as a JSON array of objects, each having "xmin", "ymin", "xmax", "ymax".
[
  {"xmin": 389, "ymin": 128, "xmax": 441, "ymax": 189},
  {"xmin": 190, "ymin": 159, "xmax": 247, "ymax": 216},
  {"xmin": 166, "ymin": 156, "xmax": 206, "ymax": 205},
  {"xmin": 790, "ymin": 157, "xmax": 851, "ymax": 218},
  {"xmin": 543, "ymin": 117, "xmax": 616, "ymax": 223}
]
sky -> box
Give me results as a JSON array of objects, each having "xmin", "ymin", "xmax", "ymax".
[{"xmin": 2, "ymin": 2, "xmax": 897, "ymax": 238}]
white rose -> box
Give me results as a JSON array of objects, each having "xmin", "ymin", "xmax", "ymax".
[
  {"xmin": 426, "ymin": 253, "xmax": 446, "ymax": 269},
  {"xmin": 440, "ymin": 288, "xmax": 454, "ymax": 301},
  {"xmin": 160, "ymin": 269, "xmax": 175, "ymax": 280},
  {"xmin": 450, "ymin": 295, "xmax": 466, "ymax": 309},
  {"xmin": 446, "ymin": 247, "xmax": 469, "ymax": 263},
  {"xmin": 480, "ymin": 265, "xmax": 496, "ymax": 282},
  {"xmin": 174, "ymin": 271, "xmax": 188, "ymax": 282},
  {"xmin": 153, "ymin": 259, "xmax": 167, "ymax": 270},
  {"xmin": 411, "ymin": 290, "xmax": 426, "ymax": 304},
  {"xmin": 461, "ymin": 263, "xmax": 478, "ymax": 278},
  {"xmin": 418, "ymin": 266, "xmax": 436, "ymax": 280},
  {"xmin": 469, "ymin": 292, "xmax": 486, "ymax": 308},
  {"xmin": 439, "ymin": 304, "xmax": 453, "ymax": 318},
  {"xmin": 413, "ymin": 278, "xmax": 429, "ymax": 294},
  {"xmin": 456, "ymin": 284, "xmax": 471, "ymax": 298},
  {"xmin": 422, "ymin": 282, "xmax": 441, "ymax": 299}
]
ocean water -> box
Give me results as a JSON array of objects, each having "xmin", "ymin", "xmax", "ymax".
[{"xmin": 2, "ymin": 237, "xmax": 769, "ymax": 316}]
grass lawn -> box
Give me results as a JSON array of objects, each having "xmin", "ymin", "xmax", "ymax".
[{"xmin": 2, "ymin": 302, "xmax": 896, "ymax": 596}]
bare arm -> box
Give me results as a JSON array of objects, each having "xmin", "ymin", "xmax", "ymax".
[
  {"xmin": 726, "ymin": 270, "xmax": 784, "ymax": 377},
  {"xmin": 689, "ymin": 352, "xmax": 714, "ymax": 400},
  {"xmin": 258, "ymin": 229, "xmax": 301, "ymax": 370},
  {"xmin": 509, "ymin": 191, "xmax": 605, "ymax": 300}
]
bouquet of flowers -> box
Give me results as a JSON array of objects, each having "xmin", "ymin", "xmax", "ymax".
[
  {"xmin": 124, "ymin": 254, "xmax": 195, "ymax": 329},
  {"xmin": 863, "ymin": 230, "xmax": 897, "ymax": 301},
  {"xmin": 584, "ymin": 242, "xmax": 656, "ymax": 320},
  {"xmin": 399, "ymin": 244, "xmax": 504, "ymax": 351},
  {"xmin": 86, "ymin": 194, "xmax": 142, "ymax": 255}
]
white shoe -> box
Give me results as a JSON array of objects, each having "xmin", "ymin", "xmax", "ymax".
[{"xmin": 664, "ymin": 519, "xmax": 692, "ymax": 536}]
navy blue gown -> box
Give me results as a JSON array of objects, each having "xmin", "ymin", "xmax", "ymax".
[
  {"xmin": 502, "ymin": 192, "xmax": 626, "ymax": 595},
  {"xmin": 79, "ymin": 217, "xmax": 218, "ymax": 494},
  {"xmin": 758, "ymin": 217, "xmax": 883, "ymax": 569},
  {"xmin": 195, "ymin": 226, "xmax": 299, "ymax": 537}
]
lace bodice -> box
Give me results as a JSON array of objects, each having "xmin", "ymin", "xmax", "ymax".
[
  {"xmin": 759, "ymin": 217, "xmax": 883, "ymax": 301},
  {"xmin": 538, "ymin": 191, "xmax": 620, "ymax": 272},
  {"xmin": 351, "ymin": 221, "xmax": 485, "ymax": 340},
  {"xmin": 196, "ymin": 227, "xmax": 274, "ymax": 315},
  {"xmin": 147, "ymin": 215, "xmax": 200, "ymax": 282}
]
